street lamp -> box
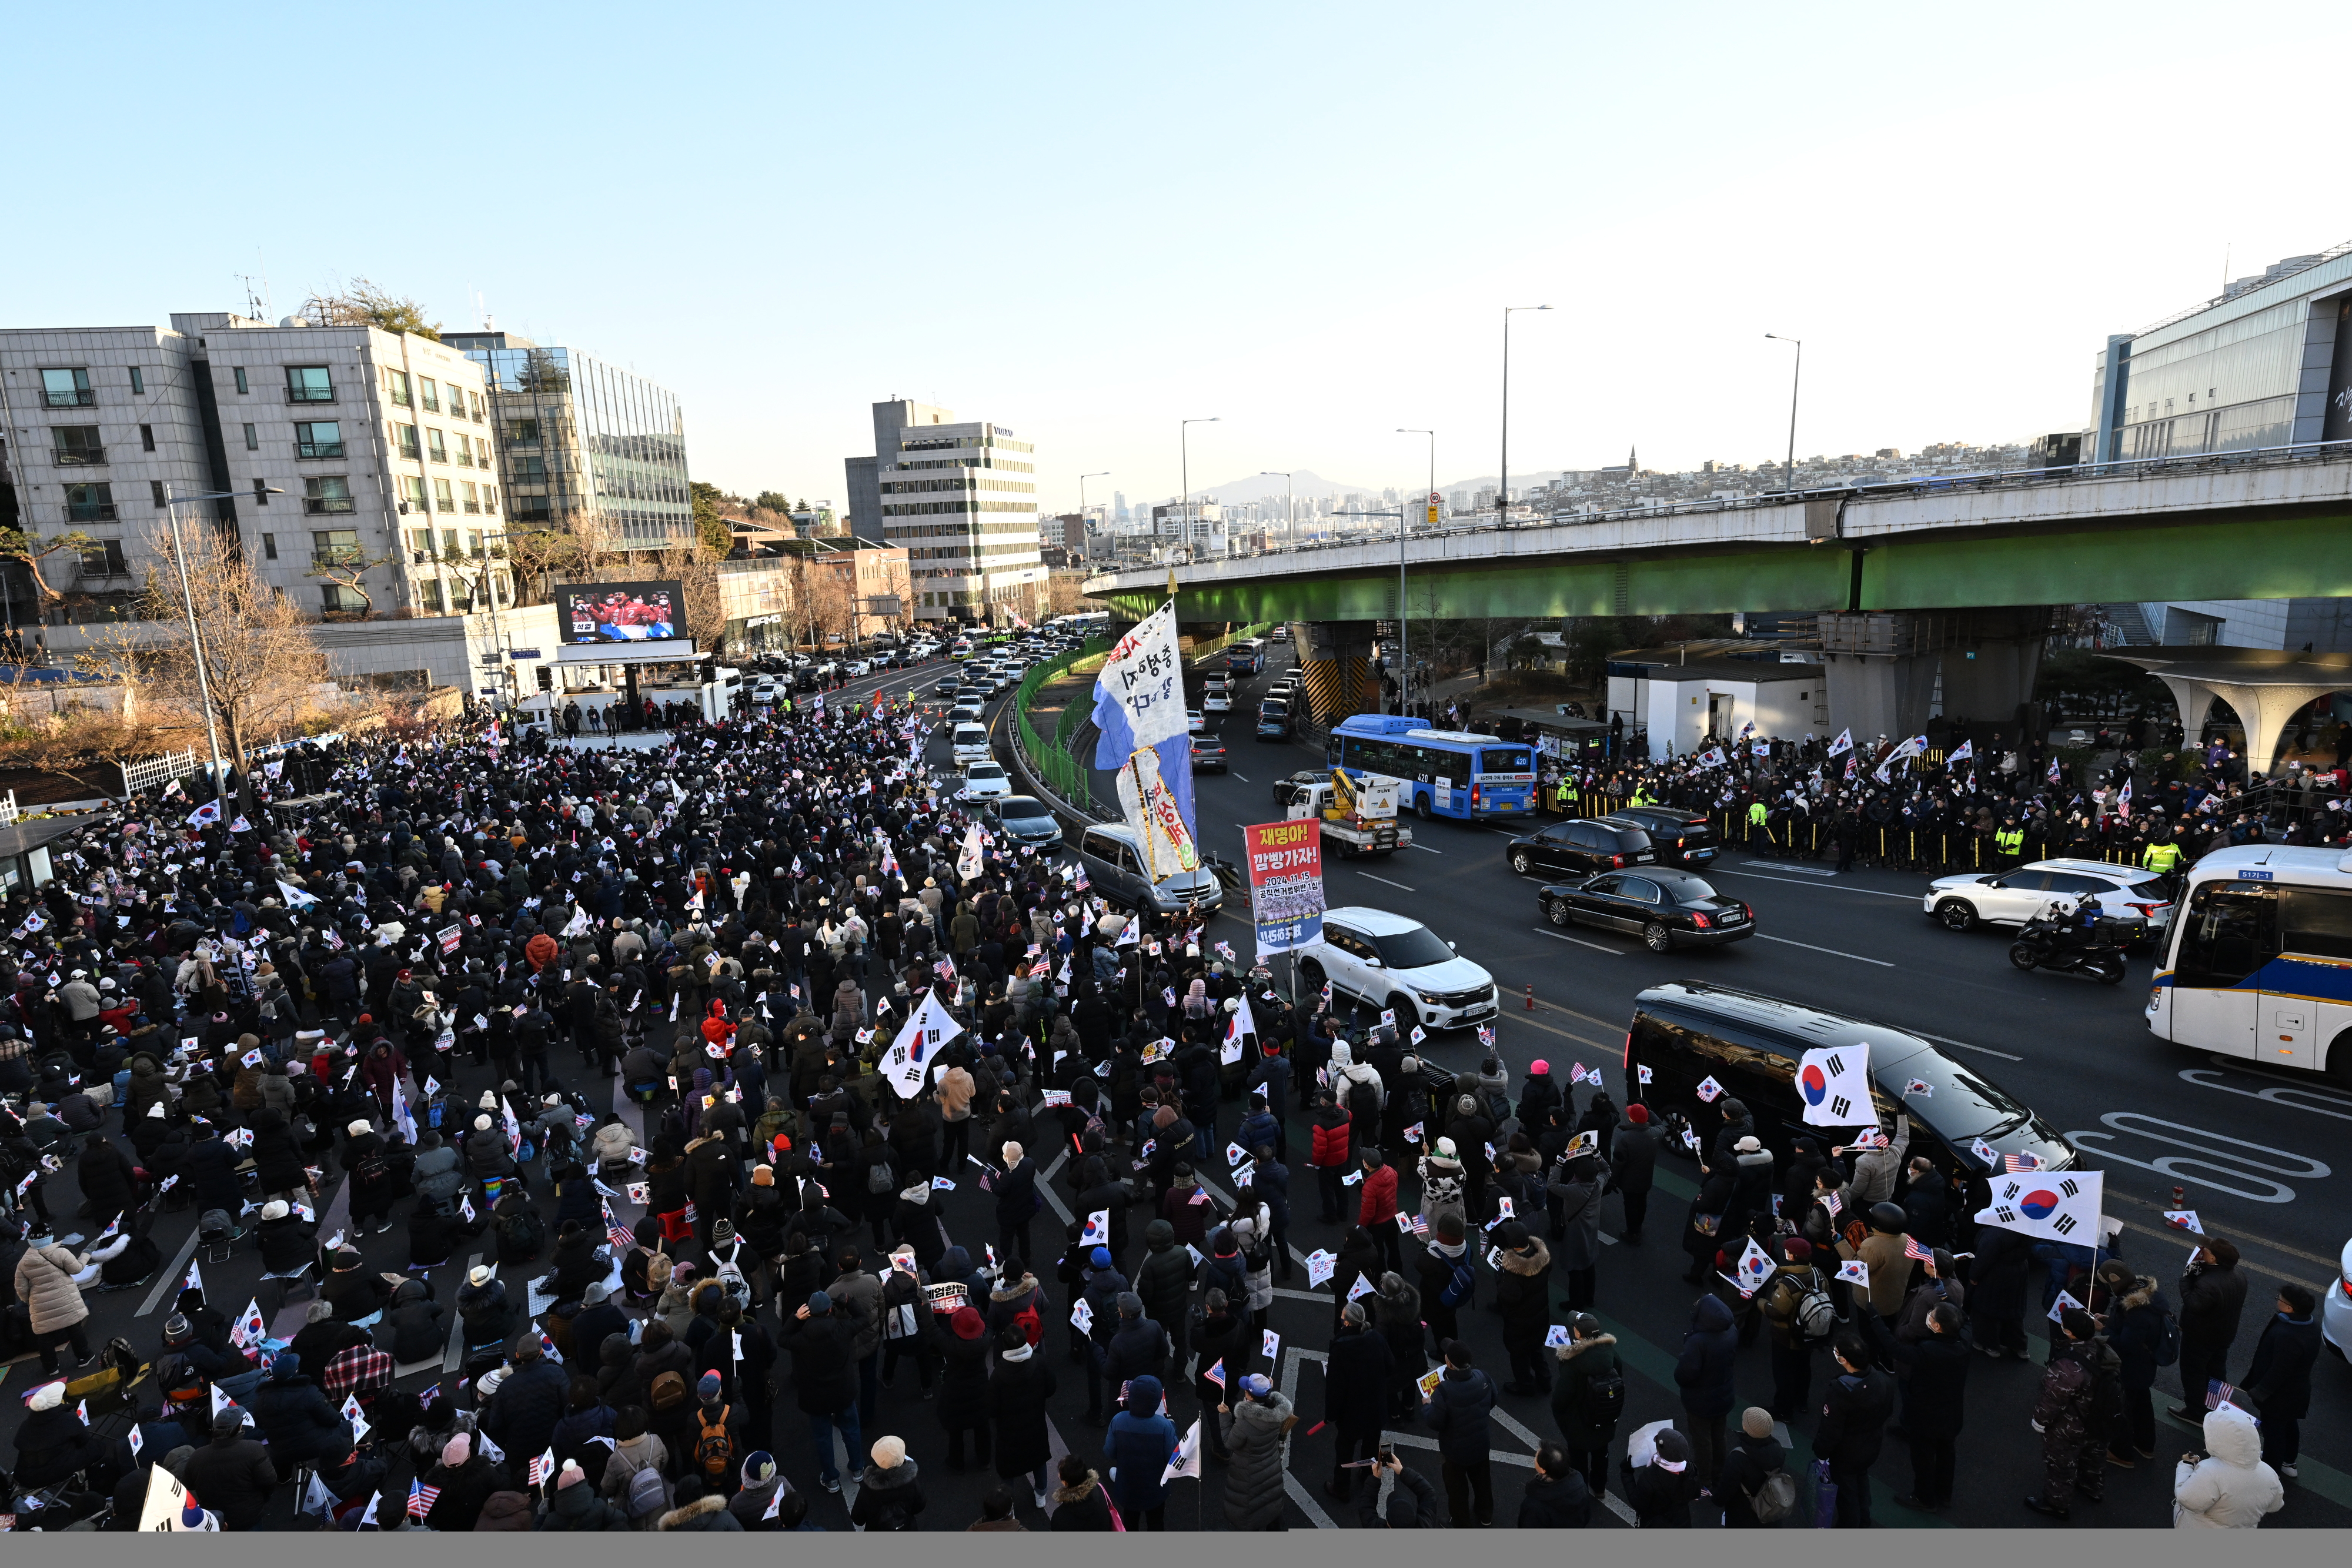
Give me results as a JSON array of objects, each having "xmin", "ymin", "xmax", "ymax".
[
  {"xmin": 1077, "ymin": 471, "xmax": 1108, "ymax": 530},
  {"xmin": 160, "ymin": 482, "xmax": 281, "ymax": 794},
  {"xmin": 1258, "ymin": 472, "xmax": 1294, "ymax": 551},
  {"xmin": 1502, "ymin": 306, "xmax": 1549, "ymax": 521},
  {"xmin": 1766, "ymin": 334, "xmax": 1802, "ymax": 495},
  {"xmin": 1180, "ymin": 418, "xmax": 1218, "ymax": 562}
]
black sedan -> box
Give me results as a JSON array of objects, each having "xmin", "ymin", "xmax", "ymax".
[
  {"xmin": 1191, "ymin": 733, "xmax": 1228, "ymax": 773},
  {"xmin": 1537, "ymin": 868, "xmax": 1754, "ymax": 952},
  {"xmin": 1601, "ymin": 805, "xmax": 1718, "ymax": 868}
]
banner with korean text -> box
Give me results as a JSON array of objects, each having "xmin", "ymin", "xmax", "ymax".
[{"xmin": 1244, "ymin": 818, "xmax": 1325, "ymax": 962}]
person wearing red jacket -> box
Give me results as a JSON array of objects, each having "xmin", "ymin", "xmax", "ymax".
[
  {"xmin": 1308, "ymin": 1090, "xmax": 1353, "ymax": 1225},
  {"xmin": 1357, "ymin": 1148, "xmax": 1402, "ymax": 1274}
]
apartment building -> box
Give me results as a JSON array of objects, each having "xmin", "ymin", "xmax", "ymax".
[
  {"xmin": 846, "ymin": 399, "xmax": 1043, "ymax": 624},
  {"xmin": 444, "ymin": 332, "xmax": 693, "ymax": 551},
  {"xmin": 0, "ymin": 312, "xmax": 511, "ymax": 628}
]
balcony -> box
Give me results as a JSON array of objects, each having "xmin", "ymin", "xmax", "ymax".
[
  {"xmin": 463, "ymin": 502, "xmax": 480, "ymax": 514},
  {"xmin": 389, "ymin": 388, "xmax": 412, "ymax": 407},
  {"xmin": 304, "ymin": 496, "xmax": 356, "ymax": 516},
  {"xmin": 43, "ymin": 389, "xmax": 95, "ymax": 409},
  {"xmin": 295, "ymin": 440, "xmax": 346, "ymax": 460},
  {"xmin": 285, "ymin": 386, "xmax": 336, "ymax": 404},
  {"xmin": 312, "ymin": 546, "xmax": 368, "ymax": 568},
  {"xmin": 53, "ymin": 446, "xmax": 106, "ymax": 467},
  {"xmin": 66, "ymin": 503, "xmax": 118, "ymax": 523},
  {"xmin": 397, "ymin": 444, "xmax": 422, "ymax": 462}
]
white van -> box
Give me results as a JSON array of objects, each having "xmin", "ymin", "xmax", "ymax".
[{"xmin": 951, "ymin": 723, "xmax": 992, "ymax": 765}]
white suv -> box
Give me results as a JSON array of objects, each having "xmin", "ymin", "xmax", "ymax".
[
  {"xmin": 1923, "ymin": 858, "xmax": 2175, "ymax": 934},
  {"xmin": 1295, "ymin": 905, "xmax": 1498, "ymax": 1032}
]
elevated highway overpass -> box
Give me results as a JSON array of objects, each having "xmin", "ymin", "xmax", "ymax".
[{"xmin": 1083, "ymin": 442, "xmax": 2352, "ymax": 750}]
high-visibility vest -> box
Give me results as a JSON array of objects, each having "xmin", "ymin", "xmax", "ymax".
[
  {"xmin": 2143, "ymin": 841, "xmax": 2182, "ymax": 873},
  {"xmin": 1995, "ymin": 828, "xmax": 2024, "ymax": 856},
  {"xmin": 1747, "ymin": 801, "xmax": 1769, "ymax": 826},
  {"xmin": 1555, "ymin": 779, "xmax": 1576, "ymax": 805}
]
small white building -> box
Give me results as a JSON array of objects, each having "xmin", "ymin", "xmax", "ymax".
[{"xmin": 1606, "ymin": 655, "xmax": 1830, "ymax": 760}]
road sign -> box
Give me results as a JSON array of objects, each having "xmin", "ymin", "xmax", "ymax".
[
  {"xmin": 506, "ymin": 648, "xmax": 543, "ymax": 660},
  {"xmin": 1426, "ymin": 491, "xmax": 1441, "ymax": 526}
]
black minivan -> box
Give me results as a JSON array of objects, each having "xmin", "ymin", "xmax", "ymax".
[
  {"xmin": 1625, "ymin": 981, "xmax": 2074, "ymax": 1178},
  {"xmin": 1506, "ymin": 818, "xmax": 1658, "ymax": 878}
]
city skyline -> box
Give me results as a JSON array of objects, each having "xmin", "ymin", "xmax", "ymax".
[{"xmin": 9, "ymin": 2, "xmax": 2350, "ymax": 520}]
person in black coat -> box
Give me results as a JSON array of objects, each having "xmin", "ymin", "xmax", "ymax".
[
  {"xmin": 2241, "ymin": 1282, "xmax": 2322, "ymax": 1476},
  {"xmin": 1863, "ymin": 1301, "xmax": 1970, "ymax": 1511},
  {"xmin": 571, "ymin": 1280, "xmax": 630, "ymax": 1374},
  {"xmin": 2171, "ymin": 1238, "xmax": 2248, "ymax": 1424},
  {"xmin": 1606, "ymin": 1106, "xmax": 1658, "ymax": 1242},
  {"xmin": 249, "ymin": 1107, "xmax": 310, "ymax": 1198},
  {"xmin": 74, "ymin": 1132, "xmax": 138, "ymax": 1231},
  {"xmin": 1813, "ymin": 1333, "xmax": 1895, "ymax": 1529},
  {"xmin": 936, "ymin": 1304, "xmax": 993, "ymax": 1469},
  {"xmin": 992, "ymin": 1144, "xmax": 1042, "ymax": 1271},
  {"xmin": 377, "ymin": 1278, "xmax": 448, "ymax": 1365},
  {"xmin": 1716, "ymin": 1408, "xmax": 1790, "ymax": 1527},
  {"xmin": 1966, "ymin": 1223, "xmax": 2032, "ymax": 1360},
  {"xmin": 251, "ymin": 1201, "xmax": 316, "ymax": 1276},
  {"xmin": 1321, "ymin": 1303, "xmax": 1395, "ymax": 1497},
  {"xmin": 485, "ymin": 1335, "xmax": 570, "ymax": 1460},
  {"xmin": 1621, "ymin": 1426, "xmax": 1701, "ymax": 1527},
  {"xmin": 249, "ymin": 1351, "xmax": 353, "ymax": 1468},
  {"xmin": 1516, "ymin": 1443, "xmax": 1594, "ymax": 1527},
  {"xmin": 181, "ymin": 1407, "xmax": 280, "ymax": 1532},
  {"xmin": 1680, "ymin": 1167, "xmax": 1735, "ymax": 1285},
  {"xmin": 986, "ymin": 1323, "xmax": 1059, "ymax": 1499},
  {"xmin": 185, "ymin": 1130, "xmax": 242, "ymax": 1226},
  {"xmin": 2096, "ymin": 1261, "xmax": 2167, "ymax": 1462}
]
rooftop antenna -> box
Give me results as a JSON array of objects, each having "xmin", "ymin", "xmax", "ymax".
[
  {"xmin": 236, "ymin": 262, "xmax": 272, "ymax": 323},
  {"xmin": 2219, "ymin": 242, "xmax": 2230, "ymax": 296}
]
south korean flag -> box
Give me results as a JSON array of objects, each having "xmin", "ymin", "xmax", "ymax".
[
  {"xmin": 1975, "ymin": 1169, "xmax": 2104, "ymax": 1244},
  {"xmin": 1795, "ymin": 1042, "xmax": 1872, "ymax": 1127}
]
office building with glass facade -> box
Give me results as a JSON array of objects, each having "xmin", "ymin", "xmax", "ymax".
[
  {"xmin": 447, "ymin": 332, "xmax": 692, "ymax": 551},
  {"xmin": 2090, "ymin": 241, "xmax": 2352, "ymax": 463}
]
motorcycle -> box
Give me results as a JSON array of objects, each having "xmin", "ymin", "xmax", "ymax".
[{"xmin": 2007, "ymin": 914, "xmax": 2130, "ymax": 985}]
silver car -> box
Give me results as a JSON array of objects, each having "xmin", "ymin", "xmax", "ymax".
[
  {"xmin": 1923, "ymin": 858, "xmax": 2174, "ymax": 933},
  {"xmin": 1074, "ymin": 823, "xmax": 1222, "ymax": 917}
]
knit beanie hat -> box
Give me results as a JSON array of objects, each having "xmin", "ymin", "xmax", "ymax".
[
  {"xmin": 557, "ymin": 1459, "xmax": 587, "ymax": 1490},
  {"xmin": 442, "ymin": 1431, "xmax": 472, "ymax": 1467}
]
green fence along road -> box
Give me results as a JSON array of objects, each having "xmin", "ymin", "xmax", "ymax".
[{"xmin": 1015, "ymin": 638, "xmax": 1110, "ymax": 813}]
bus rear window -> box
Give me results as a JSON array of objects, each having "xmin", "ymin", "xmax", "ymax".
[{"xmin": 1479, "ymin": 747, "xmax": 1532, "ymax": 774}]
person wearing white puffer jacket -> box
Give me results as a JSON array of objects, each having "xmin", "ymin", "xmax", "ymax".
[{"xmin": 2173, "ymin": 1405, "xmax": 2285, "ymax": 1528}]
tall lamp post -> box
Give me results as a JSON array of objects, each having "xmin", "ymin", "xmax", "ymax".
[
  {"xmin": 1077, "ymin": 470, "xmax": 1108, "ymax": 579},
  {"xmin": 1258, "ymin": 472, "xmax": 1293, "ymax": 551},
  {"xmin": 160, "ymin": 482, "xmax": 281, "ymax": 794},
  {"xmin": 1501, "ymin": 305, "xmax": 1550, "ymax": 520},
  {"xmin": 1335, "ymin": 508, "xmax": 1406, "ymax": 714},
  {"xmin": 1766, "ymin": 333, "xmax": 1803, "ymax": 494},
  {"xmin": 1395, "ymin": 430, "xmax": 1434, "ymax": 713},
  {"xmin": 1180, "ymin": 418, "xmax": 1218, "ymax": 562}
]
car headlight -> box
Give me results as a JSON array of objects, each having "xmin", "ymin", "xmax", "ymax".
[{"xmin": 1413, "ymin": 989, "xmax": 1443, "ymax": 1004}]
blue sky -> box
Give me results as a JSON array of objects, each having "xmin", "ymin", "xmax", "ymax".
[{"xmin": 12, "ymin": 2, "xmax": 2348, "ymax": 511}]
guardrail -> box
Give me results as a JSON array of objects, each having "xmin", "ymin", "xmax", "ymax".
[{"xmin": 1013, "ymin": 638, "xmax": 1111, "ymax": 813}]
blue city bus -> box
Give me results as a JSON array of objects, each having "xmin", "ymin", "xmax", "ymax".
[{"xmin": 1327, "ymin": 713, "xmax": 1538, "ymax": 820}]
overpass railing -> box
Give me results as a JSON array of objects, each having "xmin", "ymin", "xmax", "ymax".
[{"xmin": 1097, "ymin": 438, "xmax": 2352, "ymax": 583}]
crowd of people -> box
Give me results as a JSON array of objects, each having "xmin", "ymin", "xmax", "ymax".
[
  {"xmin": 0, "ymin": 676, "xmax": 2320, "ymax": 1533},
  {"xmin": 1527, "ymin": 724, "xmax": 2348, "ymax": 874}
]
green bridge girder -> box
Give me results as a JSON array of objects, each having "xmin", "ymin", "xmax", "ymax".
[{"xmin": 1098, "ymin": 511, "xmax": 2352, "ymax": 623}]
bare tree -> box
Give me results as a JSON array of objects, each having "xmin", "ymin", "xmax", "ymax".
[
  {"xmin": 298, "ymin": 278, "xmax": 441, "ymax": 340},
  {"xmin": 129, "ymin": 523, "xmax": 326, "ymax": 771},
  {"xmin": 0, "ymin": 524, "xmax": 100, "ymax": 611},
  {"xmin": 307, "ymin": 542, "xmax": 397, "ymax": 618}
]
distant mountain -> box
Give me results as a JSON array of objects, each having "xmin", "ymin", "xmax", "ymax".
[{"xmin": 1194, "ymin": 470, "xmax": 1378, "ymax": 504}]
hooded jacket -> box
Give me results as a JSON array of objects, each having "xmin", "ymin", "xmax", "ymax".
[
  {"xmin": 14, "ymin": 1242, "xmax": 91, "ymax": 1335},
  {"xmin": 1494, "ymin": 1236, "xmax": 1553, "ymax": 1343},
  {"xmin": 1050, "ymin": 1469, "xmax": 1116, "ymax": 1530},
  {"xmin": 1105, "ymin": 1375, "xmax": 1177, "ymax": 1517},
  {"xmin": 1673, "ymin": 1293, "xmax": 1739, "ymax": 1418},
  {"xmin": 1218, "ymin": 1390, "xmax": 1296, "ymax": 1529},
  {"xmin": 181, "ymin": 1412, "xmax": 280, "ymax": 1532},
  {"xmin": 1133, "ymin": 1219, "xmax": 1192, "ymax": 1328},
  {"xmin": 2172, "ymin": 1407, "xmax": 2285, "ymax": 1528},
  {"xmin": 1550, "ymin": 1332, "xmax": 1622, "ymax": 1450},
  {"xmin": 657, "ymin": 1493, "xmax": 744, "ymax": 1532},
  {"xmin": 848, "ymin": 1459, "xmax": 926, "ymax": 1530}
]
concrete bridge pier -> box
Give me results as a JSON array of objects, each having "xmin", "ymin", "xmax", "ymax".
[
  {"xmin": 1816, "ymin": 609, "xmax": 2052, "ymax": 748},
  {"xmin": 1295, "ymin": 621, "xmax": 1381, "ymax": 731}
]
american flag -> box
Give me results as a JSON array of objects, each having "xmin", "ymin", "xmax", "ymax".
[
  {"xmin": 2004, "ymin": 1152, "xmax": 2043, "ymax": 1172},
  {"xmin": 604, "ymin": 1201, "xmax": 633, "ymax": 1251},
  {"xmin": 2205, "ymin": 1379, "xmax": 2243, "ymax": 1411},
  {"xmin": 1822, "ymin": 1190, "xmax": 1844, "ymax": 1217},
  {"xmin": 408, "ymin": 1480, "xmax": 439, "ymax": 1518},
  {"xmin": 527, "ymin": 1449, "xmax": 556, "ymax": 1486},
  {"xmin": 1903, "ymin": 1236, "xmax": 1935, "ymax": 1262}
]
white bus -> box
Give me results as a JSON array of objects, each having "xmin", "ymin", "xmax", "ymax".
[{"xmin": 2146, "ymin": 844, "xmax": 2352, "ymax": 1084}]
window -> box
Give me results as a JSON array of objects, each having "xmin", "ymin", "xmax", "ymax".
[
  {"xmin": 261, "ymin": 533, "xmax": 278, "ymax": 559},
  {"xmin": 64, "ymin": 482, "xmax": 115, "ymax": 521},
  {"xmin": 440, "ymin": 529, "xmax": 459, "ymax": 556},
  {"xmin": 252, "ymin": 477, "xmax": 269, "ymax": 506},
  {"xmin": 385, "ymin": 368, "xmax": 411, "ymax": 406},
  {"xmin": 40, "ymin": 368, "xmax": 94, "ymax": 407},
  {"xmin": 312, "ymin": 529, "xmax": 362, "ymax": 565},
  {"xmin": 242, "ymin": 422, "xmax": 258, "ymax": 451},
  {"xmin": 285, "ymin": 366, "xmax": 332, "ymax": 402},
  {"xmin": 407, "ymin": 527, "xmax": 435, "ymax": 557},
  {"xmin": 129, "ymin": 366, "xmax": 144, "ymax": 395},
  {"xmin": 320, "ymin": 584, "xmax": 369, "ymax": 614},
  {"xmin": 2278, "ymin": 888, "xmax": 2352, "ymax": 961},
  {"xmin": 2176, "ymin": 882, "xmax": 2276, "ymax": 988},
  {"xmin": 52, "ymin": 426, "xmax": 105, "ymax": 465},
  {"xmin": 455, "ymin": 433, "xmax": 472, "ymax": 467},
  {"xmin": 149, "ymin": 480, "xmax": 166, "ymax": 507},
  {"xmin": 462, "ymin": 528, "xmax": 482, "ymax": 556},
  {"xmin": 483, "ymin": 486, "xmax": 497, "ymax": 514},
  {"xmin": 76, "ymin": 539, "xmax": 128, "ymax": 577},
  {"xmin": 400, "ymin": 475, "xmax": 427, "ymax": 514},
  {"xmin": 395, "ymin": 423, "xmax": 420, "ymax": 460},
  {"xmin": 419, "ymin": 377, "xmax": 439, "ymax": 412},
  {"xmin": 505, "ymin": 418, "xmax": 540, "ymax": 446},
  {"xmin": 233, "ymin": 366, "xmax": 249, "ymax": 394},
  {"xmin": 427, "ymin": 428, "xmax": 447, "ymax": 463},
  {"xmin": 294, "ymin": 420, "xmax": 343, "ymax": 459},
  {"xmin": 469, "ymin": 391, "xmax": 485, "ymax": 421},
  {"xmin": 462, "ymin": 482, "xmax": 480, "ymax": 514},
  {"xmin": 418, "ymin": 577, "xmax": 446, "ymax": 613},
  {"xmin": 140, "ymin": 423, "xmax": 155, "ymax": 452},
  {"xmin": 304, "ymin": 476, "xmax": 354, "ymax": 514},
  {"xmin": 434, "ymin": 479, "xmax": 455, "ymax": 512}
]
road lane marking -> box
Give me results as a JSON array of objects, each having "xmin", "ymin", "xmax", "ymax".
[
  {"xmin": 1756, "ymin": 933, "xmax": 1896, "ymax": 967},
  {"xmin": 2065, "ymin": 1112, "xmax": 2328, "ymax": 1203},
  {"xmin": 140, "ymin": 1226, "xmax": 203, "ymax": 1316},
  {"xmin": 1710, "ymin": 868, "xmax": 1922, "ymax": 900},
  {"xmin": 1407, "ymin": 842, "xmax": 1444, "ymax": 855},
  {"xmin": 1231, "ymin": 773, "xmax": 1249, "ymax": 782},
  {"xmin": 1531, "ymin": 927, "xmax": 1622, "ymax": 955},
  {"xmin": 1909, "ymin": 1029, "xmax": 2024, "ymax": 1062},
  {"xmin": 1357, "ymin": 873, "xmax": 1415, "ymax": 892},
  {"xmin": 1737, "ymin": 858, "xmax": 1835, "ymax": 876}
]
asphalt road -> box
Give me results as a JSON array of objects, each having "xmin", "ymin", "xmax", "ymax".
[{"xmin": 8, "ymin": 642, "xmax": 2346, "ymax": 1534}]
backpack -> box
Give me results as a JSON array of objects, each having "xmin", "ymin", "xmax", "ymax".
[
  {"xmin": 1011, "ymin": 1296, "xmax": 1043, "ymax": 1348},
  {"xmin": 1345, "ymin": 1073, "xmax": 1379, "ymax": 1124},
  {"xmin": 694, "ymin": 1403, "xmax": 734, "ymax": 1477},
  {"xmin": 1788, "ymin": 1277, "xmax": 1838, "ymax": 1343},
  {"xmin": 1745, "ymin": 1466, "xmax": 1799, "ymax": 1524},
  {"xmin": 648, "ymin": 1370, "xmax": 689, "ymax": 1413},
  {"xmin": 1584, "ymin": 1361, "xmax": 1627, "ymax": 1427},
  {"xmin": 866, "ymin": 1154, "xmax": 896, "ymax": 1195},
  {"xmin": 496, "ymin": 1205, "xmax": 544, "ymax": 1262},
  {"xmin": 353, "ymin": 1146, "xmax": 390, "ymax": 1186},
  {"xmin": 1438, "ymin": 1255, "xmax": 1476, "ymax": 1309},
  {"xmin": 2153, "ymin": 1304, "xmax": 2181, "ymax": 1368}
]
